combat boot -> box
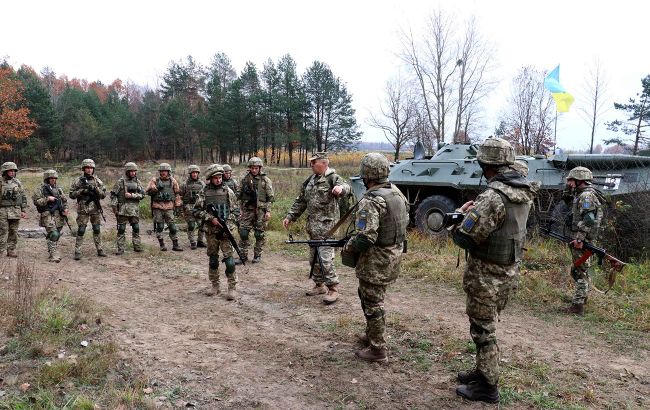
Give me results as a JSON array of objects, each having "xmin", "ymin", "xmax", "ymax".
[
  {"xmin": 115, "ymin": 249, "xmax": 124, "ymax": 256},
  {"xmin": 323, "ymin": 284, "xmax": 339, "ymax": 305},
  {"xmin": 457, "ymin": 369, "xmax": 482, "ymax": 384},
  {"xmin": 456, "ymin": 376, "xmax": 500, "ymax": 404},
  {"xmin": 355, "ymin": 346, "xmax": 388, "ymax": 363},
  {"xmin": 190, "ymin": 241, "xmax": 197, "ymax": 250},
  {"xmin": 226, "ymin": 288, "xmax": 238, "ymax": 301},
  {"xmin": 235, "ymin": 257, "xmax": 247, "ymax": 266},
  {"xmin": 197, "ymin": 241, "xmax": 207, "ymax": 248},
  {"xmin": 158, "ymin": 238, "xmax": 167, "ymax": 251},
  {"xmin": 172, "ymin": 240, "xmax": 183, "ymax": 252},
  {"xmin": 74, "ymin": 251, "xmax": 81, "ymax": 261},
  {"xmin": 97, "ymin": 249, "xmax": 107, "ymax": 257},
  {"xmin": 48, "ymin": 252, "xmax": 61, "ymax": 263},
  {"xmin": 306, "ymin": 283, "xmax": 327, "ymax": 296},
  {"xmin": 565, "ymin": 303, "xmax": 584, "ymax": 316},
  {"xmin": 252, "ymin": 254, "xmax": 261, "ymax": 264},
  {"xmin": 6, "ymin": 249, "xmax": 17, "ymax": 258},
  {"xmin": 133, "ymin": 245, "xmax": 143, "ymax": 253},
  {"xmin": 356, "ymin": 333, "xmax": 369, "ymax": 346},
  {"xmin": 205, "ymin": 284, "xmax": 220, "ymax": 297}
]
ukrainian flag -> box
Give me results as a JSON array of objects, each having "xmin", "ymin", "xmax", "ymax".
[{"xmin": 544, "ymin": 65, "xmax": 574, "ymax": 112}]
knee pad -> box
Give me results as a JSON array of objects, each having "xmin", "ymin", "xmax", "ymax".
[
  {"xmin": 77, "ymin": 225, "xmax": 86, "ymax": 237},
  {"xmin": 209, "ymin": 255, "xmax": 219, "ymax": 270},
  {"xmin": 92, "ymin": 224, "xmax": 101, "ymax": 235},
  {"xmin": 48, "ymin": 230, "xmax": 60, "ymax": 242},
  {"xmin": 223, "ymin": 256, "xmax": 235, "ymax": 274},
  {"xmin": 188, "ymin": 220, "xmax": 196, "ymax": 231},
  {"xmin": 254, "ymin": 230, "xmax": 264, "ymax": 240},
  {"xmin": 363, "ymin": 305, "xmax": 384, "ymax": 321},
  {"xmin": 168, "ymin": 223, "xmax": 178, "ymax": 235},
  {"xmin": 131, "ymin": 223, "xmax": 140, "ymax": 234},
  {"xmin": 155, "ymin": 222, "xmax": 164, "ymax": 233},
  {"xmin": 117, "ymin": 224, "xmax": 127, "ymax": 235},
  {"xmin": 239, "ymin": 228, "xmax": 250, "ymax": 240}
]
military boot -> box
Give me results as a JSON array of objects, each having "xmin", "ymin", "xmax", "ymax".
[
  {"xmin": 456, "ymin": 377, "xmax": 500, "ymax": 404},
  {"xmin": 355, "ymin": 346, "xmax": 388, "ymax": 363},
  {"xmin": 158, "ymin": 238, "xmax": 167, "ymax": 251},
  {"xmin": 226, "ymin": 287, "xmax": 238, "ymax": 301},
  {"xmin": 97, "ymin": 249, "xmax": 107, "ymax": 257},
  {"xmin": 205, "ymin": 284, "xmax": 220, "ymax": 297},
  {"xmin": 115, "ymin": 248, "xmax": 125, "ymax": 256},
  {"xmin": 323, "ymin": 284, "xmax": 339, "ymax": 305},
  {"xmin": 74, "ymin": 251, "xmax": 81, "ymax": 260},
  {"xmin": 6, "ymin": 249, "xmax": 17, "ymax": 258},
  {"xmin": 197, "ymin": 241, "xmax": 207, "ymax": 248},
  {"xmin": 356, "ymin": 333, "xmax": 369, "ymax": 346},
  {"xmin": 565, "ymin": 303, "xmax": 584, "ymax": 316},
  {"xmin": 172, "ymin": 240, "xmax": 183, "ymax": 252},
  {"xmin": 252, "ymin": 254, "xmax": 261, "ymax": 264},
  {"xmin": 457, "ymin": 369, "xmax": 482, "ymax": 384},
  {"xmin": 49, "ymin": 250, "xmax": 61, "ymax": 263},
  {"xmin": 234, "ymin": 257, "xmax": 247, "ymax": 266},
  {"xmin": 190, "ymin": 241, "xmax": 197, "ymax": 250},
  {"xmin": 306, "ymin": 283, "xmax": 327, "ymax": 296}
]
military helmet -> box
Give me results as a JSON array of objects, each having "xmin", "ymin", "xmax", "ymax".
[
  {"xmin": 248, "ymin": 157, "xmax": 263, "ymax": 167},
  {"xmin": 359, "ymin": 153, "xmax": 390, "ymax": 181},
  {"xmin": 205, "ymin": 164, "xmax": 224, "ymax": 180},
  {"xmin": 43, "ymin": 169, "xmax": 58, "ymax": 180},
  {"xmin": 187, "ymin": 164, "xmax": 200, "ymax": 174},
  {"xmin": 511, "ymin": 160, "xmax": 529, "ymax": 177},
  {"xmin": 1, "ymin": 162, "xmax": 18, "ymax": 173},
  {"xmin": 158, "ymin": 163, "xmax": 172, "ymax": 172},
  {"xmin": 124, "ymin": 162, "xmax": 138, "ymax": 172},
  {"xmin": 567, "ymin": 166, "xmax": 593, "ymax": 182},
  {"xmin": 81, "ymin": 159, "xmax": 96, "ymax": 169},
  {"xmin": 476, "ymin": 138, "xmax": 515, "ymax": 166},
  {"xmin": 222, "ymin": 164, "xmax": 232, "ymax": 172}
]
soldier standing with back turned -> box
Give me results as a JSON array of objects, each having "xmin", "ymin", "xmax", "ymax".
[
  {"xmin": 33, "ymin": 170, "xmax": 68, "ymax": 262},
  {"xmin": 180, "ymin": 165, "xmax": 206, "ymax": 249},
  {"xmin": 451, "ymin": 138, "xmax": 535, "ymax": 404},
  {"xmin": 283, "ymin": 152, "xmax": 350, "ymax": 304},
  {"xmin": 110, "ymin": 162, "xmax": 145, "ymax": 255},
  {"xmin": 0, "ymin": 162, "xmax": 27, "ymax": 257},
  {"xmin": 147, "ymin": 163, "xmax": 183, "ymax": 252},
  {"xmin": 69, "ymin": 159, "xmax": 107, "ymax": 260}
]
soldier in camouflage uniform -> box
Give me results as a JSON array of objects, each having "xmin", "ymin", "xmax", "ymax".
[
  {"xmin": 451, "ymin": 138, "xmax": 535, "ymax": 404},
  {"xmin": 69, "ymin": 159, "xmax": 107, "ymax": 260},
  {"xmin": 283, "ymin": 152, "xmax": 350, "ymax": 304},
  {"xmin": 110, "ymin": 162, "xmax": 145, "ymax": 255},
  {"xmin": 146, "ymin": 163, "xmax": 183, "ymax": 252},
  {"xmin": 0, "ymin": 162, "xmax": 27, "ymax": 257},
  {"xmin": 33, "ymin": 170, "xmax": 68, "ymax": 262},
  {"xmin": 237, "ymin": 157, "xmax": 274, "ymax": 264},
  {"xmin": 180, "ymin": 165, "xmax": 206, "ymax": 249},
  {"xmin": 565, "ymin": 166, "xmax": 603, "ymax": 316},
  {"xmin": 222, "ymin": 164, "xmax": 240, "ymax": 197},
  {"xmin": 341, "ymin": 153, "xmax": 408, "ymax": 362},
  {"xmin": 193, "ymin": 165, "xmax": 240, "ymax": 300}
]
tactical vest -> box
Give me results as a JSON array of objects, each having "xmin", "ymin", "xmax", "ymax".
[
  {"xmin": 36, "ymin": 184, "xmax": 63, "ymax": 213},
  {"xmin": 366, "ymin": 184, "xmax": 408, "ymax": 247},
  {"xmin": 122, "ymin": 177, "xmax": 141, "ymax": 203},
  {"xmin": 223, "ymin": 178, "xmax": 237, "ymax": 192},
  {"xmin": 204, "ymin": 184, "xmax": 230, "ymax": 219},
  {"xmin": 241, "ymin": 173, "xmax": 270, "ymax": 204},
  {"xmin": 183, "ymin": 178, "xmax": 204, "ymax": 204},
  {"xmin": 1, "ymin": 179, "xmax": 22, "ymax": 207},
  {"xmin": 153, "ymin": 178, "xmax": 174, "ymax": 202},
  {"xmin": 571, "ymin": 186, "xmax": 603, "ymax": 232},
  {"xmin": 471, "ymin": 189, "xmax": 530, "ymax": 265}
]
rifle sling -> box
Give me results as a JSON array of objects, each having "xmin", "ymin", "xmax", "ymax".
[{"xmin": 324, "ymin": 198, "xmax": 361, "ymax": 238}]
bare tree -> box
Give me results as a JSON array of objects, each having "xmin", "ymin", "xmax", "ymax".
[
  {"xmin": 578, "ymin": 58, "xmax": 609, "ymax": 153},
  {"xmin": 368, "ymin": 75, "xmax": 417, "ymax": 161}
]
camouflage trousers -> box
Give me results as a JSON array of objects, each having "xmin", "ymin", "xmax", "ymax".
[
  {"xmin": 207, "ymin": 226, "xmax": 236, "ymax": 289},
  {"xmin": 238, "ymin": 207, "xmax": 267, "ymax": 258},
  {"xmin": 0, "ymin": 215, "xmax": 20, "ymax": 254},
  {"xmin": 309, "ymin": 245, "xmax": 339, "ymax": 286},
  {"xmin": 570, "ymin": 247, "xmax": 590, "ymax": 305},
  {"xmin": 183, "ymin": 207, "xmax": 204, "ymax": 245},
  {"xmin": 152, "ymin": 209, "xmax": 178, "ymax": 241},
  {"xmin": 358, "ymin": 279, "xmax": 388, "ymax": 350},
  {"xmin": 75, "ymin": 213, "xmax": 103, "ymax": 254},
  {"xmin": 40, "ymin": 213, "xmax": 65, "ymax": 260},
  {"xmin": 462, "ymin": 256, "xmax": 519, "ymax": 386},
  {"xmin": 116, "ymin": 215, "xmax": 142, "ymax": 252}
]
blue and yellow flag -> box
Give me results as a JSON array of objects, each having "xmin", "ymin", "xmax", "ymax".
[{"xmin": 544, "ymin": 65, "xmax": 574, "ymax": 112}]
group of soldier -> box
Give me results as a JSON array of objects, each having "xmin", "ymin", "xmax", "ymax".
[{"xmin": 0, "ymin": 139, "xmax": 603, "ymax": 404}]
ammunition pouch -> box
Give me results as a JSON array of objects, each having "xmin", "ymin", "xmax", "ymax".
[{"xmin": 341, "ymin": 247, "xmax": 358, "ymax": 268}]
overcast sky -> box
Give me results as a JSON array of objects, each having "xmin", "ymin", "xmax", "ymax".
[{"xmin": 2, "ymin": 0, "xmax": 647, "ymax": 152}]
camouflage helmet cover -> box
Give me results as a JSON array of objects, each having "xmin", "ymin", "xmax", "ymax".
[
  {"xmin": 476, "ymin": 137, "xmax": 515, "ymax": 166},
  {"xmin": 222, "ymin": 164, "xmax": 232, "ymax": 172},
  {"xmin": 248, "ymin": 157, "xmax": 263, "ymax": 167},
  {"xmin": 567, "ymin": 166, "xmax": 593, "ymax": 182},
  {"xmin": 1, "ymin": 162, "xmax": 18, "ymax": 173},
  {"xmin": 43, "ymin": 169, "xmax": 58, "ymax": 180},
  {"xmin": 81, "ymin": 159, "xmax": 96, "ymax": 169},
  {"xmin": 158, "ymin": 162, "xmax": 172, "ymax": 172},
  {"xmin": 205, "ymin": 164, "xmax": 224, "ymax": 180},
  {"xmin": 511, "ymin": 160, "xmax": 529, "ymax": 177},
  {"xmin": 359, "ymin": 153, "xmax": 390, "ymax": 181},
  {"xmin": 124, "ymin": 162, "xmax": 138, "ymax": 172},
  {"xmin": 187, "ymin": 164, "xmax": 200, "ymax": 174}
]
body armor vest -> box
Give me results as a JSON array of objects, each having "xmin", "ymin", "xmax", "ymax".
[
  {"xmin": 153, "ymin": 178, "xmax": 174, "ymax": 202},
  {"xmin": 183, "ymin": 179, "xmax": 204, "ymax": 204},
  {"xmin": 571, "ymin": 186, "xmax": 603, "ymax": 233},
  {"xmin": 1, "ymin": 179, "xmax": 22, "ymax": 207},
  {"xmin": 36, "ymin": 184, "xmax": 63, "ymax": 213},
  {"xmin": 367, "ymin": 184, "xmax": 408, "ymax": 247},
  {"xmin": 223, "ymin": 178, "xmax": 236, "ymax": 192},
  {"xmin": 204, "ymin": 184, "xmax": 230, "ymax": 219},
  {"xmin": 471, "ymin": 188, "xmax": 530, "ymax": 265},
  {"xmin": 122, "ymin": 178, "xmax": 141, "ymax": 203}
]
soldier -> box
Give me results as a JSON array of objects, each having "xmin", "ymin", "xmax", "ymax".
[
  {"xmin": 565, "ymin": 166, "xmax": 603, "ymax": 316},
  {"xmin": 193, "ymin": 165, "xmax": 239, "ymax": 300},
  {"xmin": 0, "ymin": 162, "xmax": 27, "ymax": 257},
  {"xmin": 110, "ymin": 162, "xmax": 145, "ymax": 255},
  {"xmin": 237, "ymin": 157, "xmax": 274, "ymax": 264},
  {"xmin": 222, "ymin": 164, "xmax": 240, "ymax": 196},
  {"xmin": 33, "ymin": 170, "xmax": 68, "ymax": 262},
  {"xmin": 69, "ymin": 159, "xmax": 107, "ymax": 260},
  {"xmin": 341, "ymin": 153, "xmax": 408, "ymax": 362},
  {"xmin": 283, "ymin": 152, "xmax": 350, "ymax": 304},
  {"xmin": 451, "ymin": 138, "xmax": 535, "ymax": 404},
  {"xmin": 146, "ymin": 163, "xmax": 183, "ymax": 252},
  {"xmin": 180, "ymin": 165, "xmax": 206, "ymax": 249}
]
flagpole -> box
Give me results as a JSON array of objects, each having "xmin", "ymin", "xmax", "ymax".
[{"xmin": 553, "ymin": 110, "xmax": 558, "ymax": 155}]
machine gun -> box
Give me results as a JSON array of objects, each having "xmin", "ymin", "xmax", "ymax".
[
  {"xmin": 81, "ymin": 178, "xmax": 106, "ymax": 222},
  {"xmin": 206, "ymin": 203, "xmax": 246, "ymax": 265},
  {"xmin": 285, "ymin": 234, "xmax": 348, "ymax": 278},
  {"xmin": 431, "ymin": 212, "xmax": 465, "ymax": 233},
  {"xmin": 43, "ymin": 184, "xmax": 73, "ymax": 233}
]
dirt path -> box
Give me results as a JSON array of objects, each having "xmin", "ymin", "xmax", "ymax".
[{"xmin": 13, "ymin": 228, "xmax": 649, "ymax": 409}]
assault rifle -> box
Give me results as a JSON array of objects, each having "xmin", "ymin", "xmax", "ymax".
[
  {"xmin": 432, "ymin": 212, "xmax": 465, "ymax": 233},
  {"xmin": 206, "ymin": 203, "xmax": 246, "ymax": 265},
  {"xmin": 81, "ymin": 178, "xmax": 106, "ymax": 222},
  {"xmin": 285, "ymin": 234, "xmax": 348, "ymax": 278},
  {"xmin": 44, "ymin": 184, "xmax": 73, "ymax": 232}
]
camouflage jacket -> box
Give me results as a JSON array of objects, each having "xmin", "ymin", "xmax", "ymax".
[
  {"xmin": 69, "ymin": 175, "xmax": 107, "ymax": 215},
  {"xmin": 179, "ymin": 177, "xmax": 205, "ymax": 210},
  {"xmin": 571, "ymin": 185, "xmax": 603, "ymax": 241},
  {"xmin": 32, "ymin": 183, "xmax": 68, "ymax": 216},
  {"xmin": 286, "ymin": 168, "xmax": 350, "ymax": 238},
  {"xmin": 223, "ymin": 177, "xmax": 240, "ymax": 197},
  {"xmin": 110, "ymin": 176, "xmax": 145, "ymax": 217},
  {"xmin": 192, "ymin": 183, "xmax": 239, "ymax": 233},
  {"xmin": 0, "ymin": 177, "xmax": 27, "ymax": 218},
  {"xmin": 146, "ymin": 176, "xmax": 182, "ymax": 210},
  {"xmin": 238, "ymin": 172, "xmax": 274, "ymax": 211}
]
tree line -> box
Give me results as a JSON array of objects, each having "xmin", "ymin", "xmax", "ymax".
[{"xmin": 0, "ymin": 53, "xmax": 361, "ymax": 167}]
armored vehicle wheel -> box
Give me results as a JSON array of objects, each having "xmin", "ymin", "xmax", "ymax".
[{"xmin": 414, "ymin": 195, "xmax": 458, "ymax": 236}]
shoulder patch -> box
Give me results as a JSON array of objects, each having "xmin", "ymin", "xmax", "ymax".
[
  {"xmin": 461, "ymin": 209, "xmax": 480, "ymax": 233},
  {"xmin": 357, "ymin": 209, "xmax": 368, "ymax": 230}
]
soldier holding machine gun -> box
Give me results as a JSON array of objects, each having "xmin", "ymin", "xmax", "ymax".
[{"xmin": 33, "ymin": 169, "xmax": 70, "ymax": 262}]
